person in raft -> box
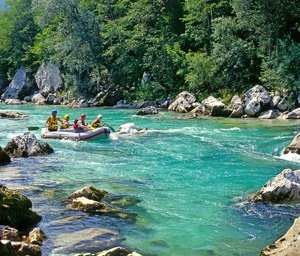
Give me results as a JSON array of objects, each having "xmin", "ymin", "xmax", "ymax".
[
  {"xmin": 74, "ymin": 114, "xmax": 90, "ymax": 133},
  {"xmin": 46, "ymin": 109, "xmax": 62, "ymax": 131},
  {"xmin": 90, "ymin": 114, "xmax": 104, "ymax": 130},
  {"xmin": 60, "ymin": 114, "xmax": 73, "ymax": 129}
]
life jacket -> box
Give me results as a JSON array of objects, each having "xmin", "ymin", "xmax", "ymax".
[
  {"xmin": 60, "ymin": 120, "xmax": 69, "ymax": 129},
  {"xmin": 74, "ymin": 118, "xmax": 86, "ymax": 130},
  {"xmin": 48, "ymin": 116, "xmax": 58, "ymax": 130},
  {"xmin": 91, "ymin": 120, "xmax": 101, "ymax": 128}
]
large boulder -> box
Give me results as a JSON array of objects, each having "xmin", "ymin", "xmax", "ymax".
[
  {"xmin": 201, "ymin": 96, "xmax": 231, "ymax": 117},
  {"xmin": 243, "ymin": 85, "xmax": 271, "ymax": 116},
  {"xmin": 277, "ymin": 96, "xmax": 288, "ymax": 112},
  {"xmin": 4, "ymin": 132, "xmax": 54, "ymax": 158},
  {"xmin": 250, "ymin": 169, "xmax": 300, "ymax": 203},
  {"xmin": 168, "ymin": 91, "xmax": 196, "ymax": 113},
  {"xmin": 280, "ymin": 108, "xmax": 300, "ymax": 119},
  {"xmin": 258, "ymin": 110, "xmax": 281, "ymax": 119},
  {"xmin": 283, "ymin": 133, "xmax": 300, "ymax": 155},
  {"xmin": 32, "ymin": 93, "xmax": 46, "ymax": 105},
  {"xmin": 270, "ymin": 95, "xmax": 281, "ymax": 108},
  {"xmin": 228, "ymin": 95, "xmax": 244, "ymax": 118},
  {"xmin": 261, "ymin": 216, "xmax": 300, "ymax": 256},
  {"xmin": 35, "ymin": 62, "xmax": 62, "ymax": 98},
  {"xmin": 137, "ymin": 106, "xmax": 158, "ymax": 115},
  {"xmin": 0, "ymin": 147, "xmax": 11, "ymax": 166},
  {"xmin": 0, "ymin": 185, "xmax": 42, "ymax": 229},
  {"xmin": 1, "ymin": 67, "xmax": 35, "ymax": 100}
]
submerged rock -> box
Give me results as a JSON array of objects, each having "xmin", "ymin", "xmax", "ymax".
[
  {"xmin": 4, "ymin": 132, "xmax": 54, "ymax": 158},
  {"xmin": 0, "ymin": 185, "xmax": 42, "ymax": 229},
  {"xmin": 168, "ymin": 91, "xmax": 196, "ymax": 113},
  {"xmin": 283, "ymin": 133, "xmax": 300, "ymax": 155},
  {"xmin": 118, "ymin": 123, "xmax": 147, "ymax": 135},
  {"xmin": 0, "ymin": 111, "xmax": 28, "ymax": 119},
  {"xmin": 261, "ymin": 216, "xmax": 300, "ymax": 256},
  {"xmin": 137, "ymin": 106, "xmax": 158, "ymax": 115},
  {"xmin": 0, "ymin": 147, "xmax": 11, "ymax": 166},
  {"xmin": 250, "ymin": 169, "xmax": 300, "ymax": 203}
]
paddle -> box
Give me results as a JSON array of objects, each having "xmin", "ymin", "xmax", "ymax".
[
  {"xmin": 104, "ymin": 123, "xmax": 116, "ymax": 132},
  {"xmin": 28, "ymin": 126, "xmax": 40, "ymax": 131}
]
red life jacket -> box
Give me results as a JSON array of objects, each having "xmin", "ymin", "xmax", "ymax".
[{"xmin": 74, "ymin": 118, "xmax": 85, "ymax": 130}]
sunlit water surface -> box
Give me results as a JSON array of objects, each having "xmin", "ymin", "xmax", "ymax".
[{"xmin": 1, "ymin": 103, "xmax": 300, "ymax": 256}]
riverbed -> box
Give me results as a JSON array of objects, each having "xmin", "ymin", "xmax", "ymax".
[{"xmin": 1, "ymin": 103, "xmax": 300, "ymax": 256}]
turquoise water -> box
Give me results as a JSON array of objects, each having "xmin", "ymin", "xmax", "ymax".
[{"xmin": 1, "ymin": 103, "xmax": 300, "ymax": 256}]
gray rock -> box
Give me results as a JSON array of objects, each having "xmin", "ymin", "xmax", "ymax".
[
  {"xmin": 250, "ymin": 169, "xmax": 300, "ymax": 203},
  {"xmin": 260, "ymin": 216, "xmax": 300, "ymax": 256},
  {"xmin": 4, "ymin": 99, "xmax": 26, "ymax": 105},
  {"xmin": 46, "ymin": 93, "xmax": 62, "ymax": 105},
  {"xmin": 190, "ymin": 103, "xmax": 207, "ymax": 115},
  {"xmin": 96, "ymin": 247, "xmax": 143, "ymax": 256},
  {"xmin": 280, "ymin": 108, "xmax": 300, "ymax": 119},
  {"xmin": 243, "ymin": 85, "xmax": 271, "ymax": 108},
  {"xmin": 202, "ymin": 96, "xmax": 231, "ymax": 117},
  {"xmin": 270, "ymin": 95, "xmax": 281, "ymax": 108},
  {"xmin": 4, "ymin": 132, "xmax": 54, "ymax": 158},
  {"xmin": 228, "ymin": 95, "xmax": 244, "ymax": 118},
  {"xmin": 114, "ymin": 100, "xmax": 132, "ymax": 109},
  {"xmin": 277, "ymin": 96, "xmax": 288, "ymax": 112},
  {"xmin": 168, "ymin": 91, "xmax": 196, "ymax": 112},
  {"xmin": 32, "ymin": 93, "xmax": 46, "ymax": 105},
  {"xmin": 24, "ymin": 94, "xmax": 34, "ymax": 102},
  {"xmin": 69, "ymin": 99, "xmax": 90, "ymax": 108},
  {"xmin": 230, "ymin": 95, "xmax": 243, "ymax": 106},
  {"xmin": 35, "ymin": 62, "xmax": 62, "ymax": 97},
  {"xmin": 0, "ymin": 112, "xmax": 28, "ymax": 119},
  {"xmin": 1, "ymin": 67, "xmax": 35, "ymax": 100},
  {"xmin": 0, "ymin": 147, "xmax": 11, "ymax": 166},
  {"xmin": 283, "ymin": 133, "xmax": 300, "ymax": 155},
  {"xmin": 68, "ymin": 186, "xmax": 108, "ymax": 201},
  {"xmin": 244, "ymin": 98, "xmax": 261, "ymax": 117},
  {"xmin": 258, "ymin": 110, "xmax": 281, "ymax": 119},
  {"xmin": 137, "ymin": 106, "xmax": 158, "ymax": 115}
]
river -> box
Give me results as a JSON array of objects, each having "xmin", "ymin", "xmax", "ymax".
[{"xmin": 1, "ymin": 103, "xmax": 300, "ymax": 256}]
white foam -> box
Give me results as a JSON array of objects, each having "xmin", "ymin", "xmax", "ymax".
[
  {"xmin": 219, "ymin": 127, "xmax": 241, "ymax": 131},
  {"xmin": 277, "ymin": 152, "xmax": 300, "ymax": 163}
]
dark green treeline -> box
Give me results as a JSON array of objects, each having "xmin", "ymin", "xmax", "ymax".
[{"xmin": 0, "ymin": 0, "xmax": 299, "ymax": 100}]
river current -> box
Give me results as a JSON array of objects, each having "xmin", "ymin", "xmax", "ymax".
[{"xmin": 1, "ymin": 103, "xmax": 300, "ymax": 256}]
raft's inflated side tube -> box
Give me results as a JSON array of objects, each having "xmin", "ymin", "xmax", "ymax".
[{"xmin": 41, "ymin": 127, "xmax": 110, "ymax": 141}]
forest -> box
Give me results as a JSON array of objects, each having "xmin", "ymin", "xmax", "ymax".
[{"xmin": 0, "ymin": 0, "xmax": 299, "ymax": 102}]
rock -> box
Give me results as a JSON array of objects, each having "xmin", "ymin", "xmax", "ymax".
[
  {"xmin": 137, "ymin": 107, "xmax": 158, "ymax": 115},
  {"xmin": 0, "ymin": 147, "xmax": 11, "ymax": 166},
  {"xmin": 0, "ymin": 185, "xmax": 42, "ymax": 228},
  {"xmin": 244, "ymin": 98, "xmax": 261, "ymax": 117},
  {"xmin": 201, "ymin": 96, "xmax": 230, "ymax": 117},
  {"xmin": 260, "ymin": 216, "xmax": 300, "ymax": 256},
  {"xmin": 190, "ymin": 103, "xmax": 207, "ymax": 115},
  {"xmin": 118, "ymin": 123, "xmax": 147, "ymax": 135},
  {"xmin": 46, "ymin": 93, "xmax": 62, "ymax": 105},
  {"xmin": 160, "ymin": 99, "xmax": 172, "ymax": 109},
  {"xmin": 114, "ymin": 100, "xmax": 133, "ymax": 109},
  {"xmin": 96, "ymin": 247, "xmax": 143, "ymax": 256},
  {"xmin": 53, "ymin": 228, "xmax": 122, "ymax": 255},
  {"xmin": 0, "ymin": 226, "xmax": 21, "ymax": 241},
  {"xmin": 250, "ymin": 169, "xmax": 300, "ymax": 203},
  {"xmin": 243, "ymin": 85, "xmax": 271, "ymax": 109},
  {"xmin": 280, "ymin": 107, "xmax": 300, "ymax": 119},
  {"xmin": 168, "ymin": 91, "xmax": 196, "ymax": 112},
  {"xmin": 277, "ymin": 96, "xmax": 288, "ymax": 112},
  {"xmin": 11, "ymin": 241, "xmax": 41, "ymax": 256},
  {"xmin": 24, "ymin": 94, "xmax": 34, "ymax": 102},
  {"xmin": 4, "ymin": 132, "xmax": 54, "ymax": 158},
  {"xmin": 32, "ymin": 93, "xmax": 46, "ymax": 105},
  {"xmin": 94, "ymin": 86, "xmax": 123, "ymax": 106},
  {"xmin": 69, "ymin": 99, "xmax": 90, "ymax": 108},
  {"xmin": 283, "ymin": 133, "xmax": 300, "ymax": 155},
  {"xmin": 27, "ymin": 228, "xmax": 46, "ymax": 246},
  {"xmin": 0, "ymin": 112, "xmax": 28, "ymax": 119},
  {"xmin": 228, "ymin": 95, "xmax": 244, "ymax": 118},
  {"xmin": 68, "ymin": 186, "xmax": 108, "ymax": 201},
  {"xmin": 4, "ymin": 99, "xmax": 26, "ymax": 105},
  {"xmin": 35, "ymin": 62, "xmax": 62, "ymax": 98},
  {"xmin": 258, "ymin": 110, "xmax": 281, "ymax": 119},
  {"xmin": 271, "ymin": 95, "xmax": 281, "ymax": 108},
  {"xmin": 1, "ymin": 67, "xmax": 35, "ymax": 100},
  {"xmin": 70, "ymin": 197, "xmax": 109, "ymax": 213},
  {"xmin": 230, "ymin": 106, "xmax": 244, "ymax": 118}
]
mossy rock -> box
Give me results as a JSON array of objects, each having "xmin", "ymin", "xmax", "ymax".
[{"xmin": 0, "ymin": 185, "xmax": 41, "ymax": 229}]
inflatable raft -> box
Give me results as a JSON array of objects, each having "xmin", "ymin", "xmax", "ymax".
[{"xmin": 41, "ymin": 127, "xmax": 110, "ymax": 141}]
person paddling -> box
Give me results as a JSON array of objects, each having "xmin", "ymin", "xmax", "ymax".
[
  {"xmin": 74, "ymin": 114, "xmax": 90, "ymax": 133},
  {"xmin": 60, "ymin": 114, "xmax": 73, "ymax": 129},
  {"xmin": 90, "ymin": 115, "xmax": 104, "ymax": 130},
  {"xmin": 46, "ymin": 109, "xmax": 62, "ymax": 131}
]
